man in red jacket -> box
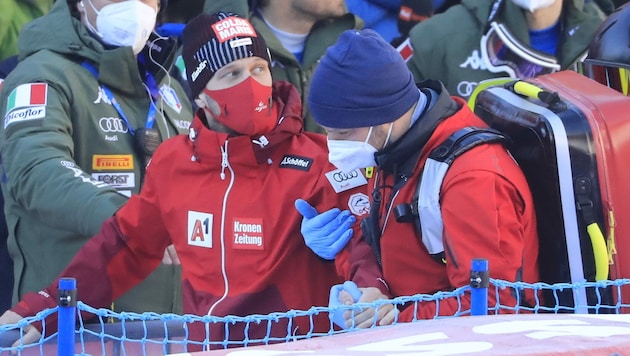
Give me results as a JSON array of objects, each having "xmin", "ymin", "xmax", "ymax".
[
  {"xmin": 0, "ymin": 13, "xmax": 392, "ymax": 350},
  {"xmin": 303, "ymin": 29, "xmax": 540, "ymax": 327}
]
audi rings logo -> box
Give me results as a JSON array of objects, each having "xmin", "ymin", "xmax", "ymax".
[
  {"xmin": 333, "ymin": 170, "xmax": 359, "ymax": 182},
  {"xmin": 456, "ymin": 81, "xmax": 478, "ymax": 98},
  {"xmin": 99, "ymin": 117, "xmax": 129, "ymax": 133}
]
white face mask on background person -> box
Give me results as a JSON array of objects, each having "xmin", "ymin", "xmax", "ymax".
[
  {"xmin": 84, "ymin": 0, "xmax": 157, "ymax": 55},
  {"xmin": 511, "ymin": 0, "xmax": 555, "ymax": 12},
  {"xmin": 327, "ymin": 124, "xmax": 393, "ymax": 173}
]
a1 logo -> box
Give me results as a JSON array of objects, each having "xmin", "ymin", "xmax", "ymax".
[{"xmin": 188, "ymin": 211, "xmax": 213, "ymax": 248}]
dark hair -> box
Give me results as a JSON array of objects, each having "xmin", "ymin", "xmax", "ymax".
[
  {"xmin": 255, "ymin": 0, "xmax": 270, "ymax": 9},
  {"xmin": 67, "ymin": 0, "xmax": 81, "ymax": 18}
]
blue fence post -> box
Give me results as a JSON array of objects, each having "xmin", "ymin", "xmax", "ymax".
[
  {"xmin": 470, "ymin": 258, "xmax": 489, "ymax": 316},
  {"xmin": 57, "ymin": 278, "xmax": 77, "ymax": 356}
]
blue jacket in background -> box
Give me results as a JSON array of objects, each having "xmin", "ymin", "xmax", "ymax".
[{"xmin": 347, "ymin": 0, "xmax": 401, "ymax": 43}]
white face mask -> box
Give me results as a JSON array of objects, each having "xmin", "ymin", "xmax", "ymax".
[
  {"xmin": 84, "ymin": 0, "xmax": 157, "ymax": 55},
  {"xmin": 511, "ymin": 0, "xmax": 555, "ymax": 12},
  {"xmin": 327, "ymin": 124, "xmax": 393, "ymax": 173}
]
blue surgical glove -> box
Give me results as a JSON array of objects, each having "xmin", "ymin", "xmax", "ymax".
[
  {"xmin": 295, "ymin": 199, "xmax": 356, "ymax": 260},
  {"xmin": 329, "ymin": 281, "xmax": 363, "ymax": 329}
]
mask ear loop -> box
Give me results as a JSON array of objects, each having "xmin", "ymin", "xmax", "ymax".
[
  {"xmin": 82, "ymin": 0, "xmax": 104, "ymax": 39},
  {"xmin": 380, "ymin": 122, "xmax": 395, "ymax": 150}
]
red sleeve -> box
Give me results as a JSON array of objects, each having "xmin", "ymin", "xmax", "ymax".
[
  {"xmin": 331, "ymin": 183, "xmax": 389, "ymax": 295},
  {"xmin": 339, "ymin": 224, "xmax": 389, "ymax": 296},
  {"xmin": 11, "ymin": 189, "xmax": 171, "ymax": 335},
  {"xmin": 11, "ymin": 216, "xmax": 163, "ymax": 335},
  {"xmin": 397, "ymin": 166, "xmax": 535, "ymax": 321}
]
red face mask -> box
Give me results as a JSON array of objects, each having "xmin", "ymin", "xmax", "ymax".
[{"xmin": 203, "ymin": 77, "xmax": 277, "ymax": 136}]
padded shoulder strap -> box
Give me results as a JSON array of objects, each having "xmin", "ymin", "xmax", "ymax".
[{"xmin": 417, "ymin": 127, "xmax": 508, "ymax": 264}]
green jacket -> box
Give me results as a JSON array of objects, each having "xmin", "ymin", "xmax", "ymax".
[
  {"xmin": 406, "ymin": 0, "xmax": 609, "ymax": 100},
  {"xmin": 0, "ymin": 0, "xmax": 192, "ymax": 312},
  {"xmin": 0, "ymin": 0, "xmax": 53, "ymax": 61},
  {"xmin": 203, "ymin": 0, "xmax": 363, "ymax": 133}
]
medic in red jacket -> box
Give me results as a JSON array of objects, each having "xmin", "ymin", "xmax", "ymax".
[
  {"xmin": 306, "ymin": 29, "xmax": 540, "ymax": 326},
  {"xmin": 371, "ymin": 86, "xmax": 540, "ymax": 321}
]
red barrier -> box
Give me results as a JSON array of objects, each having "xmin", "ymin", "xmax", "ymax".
[{"xmin": 188, "ymin": 313, "xmax": 630, "ymax": 355}]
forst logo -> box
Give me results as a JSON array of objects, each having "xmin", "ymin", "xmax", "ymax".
[{"xmin": 92, "ymin": 173, "xmax": 135, "ymax": 189}]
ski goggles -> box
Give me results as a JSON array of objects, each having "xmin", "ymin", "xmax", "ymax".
[
  {"xmin": 481, "ymin": 22, "xmax": 561, "ymax": 78},
  {"xmin": 578, "ymin": 60, "xmax": 630, "ymax": 95}
]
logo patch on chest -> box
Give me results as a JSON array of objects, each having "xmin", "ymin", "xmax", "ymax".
[
  {"xmin": 325, "ymin": 169, "xmax": 368, "ymax": 193},
  {"xmin": 348, "ymin": 193, "xmax": 370, "ymax": 216},
  {"xmin": 279, "ymin": 155, "xmax": 313, "ymax": 171},
  {"xmin": 232, "ymin": 218, "xmax": 264, "ymax": 250},
  {"xmin": 188, "ymin": 211, "xmax": 213, "ymax": 248}
]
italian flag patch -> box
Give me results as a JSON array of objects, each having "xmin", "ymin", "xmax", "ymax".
[{"xmin": 4, "ymin": 83, "xmax": 48, "ymax": 128}]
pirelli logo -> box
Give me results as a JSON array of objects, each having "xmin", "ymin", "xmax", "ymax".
[{"xmin": 92, "ymin": 155, "xmax": 134, "ymax": 170}]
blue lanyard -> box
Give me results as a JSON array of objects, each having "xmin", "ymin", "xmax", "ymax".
[{"xmin": 81, "ymin": 61, "xmax": 158, "ymax": 134}]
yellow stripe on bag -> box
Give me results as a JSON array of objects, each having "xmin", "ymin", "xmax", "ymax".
[{"xmin": 587, "ymin": 222, "xmax": 609, "ymax": 281}]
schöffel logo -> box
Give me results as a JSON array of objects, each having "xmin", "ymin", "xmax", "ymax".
[
  {"xmin": 92, "ymin": 155, "xmax": 134, "ymax": 170},
  {"xmin": 279, "ymin": 155, "xmax": 313, "ymax": 171},
  {"xmin": 191, "ymin": 60, "xmax": 207, "ymax": 82}
]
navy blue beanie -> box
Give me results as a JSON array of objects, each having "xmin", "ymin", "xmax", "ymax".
[{"xmin": 308, "ymin": 29, "xmax": 420, "ymax": 129}]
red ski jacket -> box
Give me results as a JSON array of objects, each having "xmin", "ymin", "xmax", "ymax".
[
  {"xmin": 14, "ymin": 82, "xmax": 385, "ymax": 348},
  {"xmin": 368, "ymin": 85, "xmax": 539, "ymax": 320}
]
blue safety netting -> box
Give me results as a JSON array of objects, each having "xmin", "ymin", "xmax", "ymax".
[{"xmin": 1, "ymin": 278, "xmax": 630, "ymax": 355}]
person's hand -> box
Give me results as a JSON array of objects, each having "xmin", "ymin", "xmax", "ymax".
[
  {"xmin": 329, "ymin": 281, "xmax": 363, "ymax": 329},
  {"xmin": 162, "ymin": 244, "xmax": 180, "ymax": 265},
  {"xmin": 0, "ymin": 310, "xmax": 42, "ymax": 349},
  {"xmin": 340, "ymin": 287, "xmax": 398, "ymax": 328},
  {"xmin": 295, "ymin": 199, "xmax": 356, "ymax": 260}
]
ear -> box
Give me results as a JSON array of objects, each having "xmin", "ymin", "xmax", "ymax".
[
  {"xmin": 194, "ymin": 97, "xmax": 205, "ymax": 109},
  {"xmin": 77, "ymin": 1, "xmax": 86, "ymax": 15}
]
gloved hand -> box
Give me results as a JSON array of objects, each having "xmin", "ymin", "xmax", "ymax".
[
  {"xmin": 329, "ymin": 281, "xmax": 363, "ymax": 329},
  {"xmin": 294, "ymin": 199, "xmax": 356, "ymax": 260}
]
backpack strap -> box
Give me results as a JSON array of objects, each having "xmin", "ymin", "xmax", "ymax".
[{"xmin": 394, "ymin": 126, "xmax": 509, "ymax": 264}]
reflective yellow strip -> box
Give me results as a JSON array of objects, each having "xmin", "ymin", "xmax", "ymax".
[
  {"xmin": 365, "ymin": 166, "xmax": 374, "ymax": 179},
  {"xmin": 109, "ymin": 302, "xmax": 115, "ymax": 323},
  {"xmin": 620, "ymin": 68, "xmax": 629, "ymax": 95},
  {"xmin": 587, "ymin": 222, "xmax": 609, "ymax": 281},
  {"xmin": 607, "ymin": 210, "xmax": 617, "ymax": 265}
]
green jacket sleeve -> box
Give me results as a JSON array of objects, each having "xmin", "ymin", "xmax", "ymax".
[{"xmin": 1, "ymin": 80, "xmax": 127, "ymax": 237}]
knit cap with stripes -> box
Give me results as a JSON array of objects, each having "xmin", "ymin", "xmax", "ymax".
[{"xmin": 182, "ymin": 11, "xmax": 271, "ymax": 99}]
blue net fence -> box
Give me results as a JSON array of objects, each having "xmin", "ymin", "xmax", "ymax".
[{"xmin": 2, "ymin": 277, "xmax": 630, "ymax": 355}]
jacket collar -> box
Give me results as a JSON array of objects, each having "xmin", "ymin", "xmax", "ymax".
[{"xmin": 375, "ymin": 80, "xmax": 460, "ymax": 178}]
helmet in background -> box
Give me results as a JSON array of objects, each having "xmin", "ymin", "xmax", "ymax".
[{"xmin": 582, "ymin": 3, "xmax": 630, "ymax": 95}]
